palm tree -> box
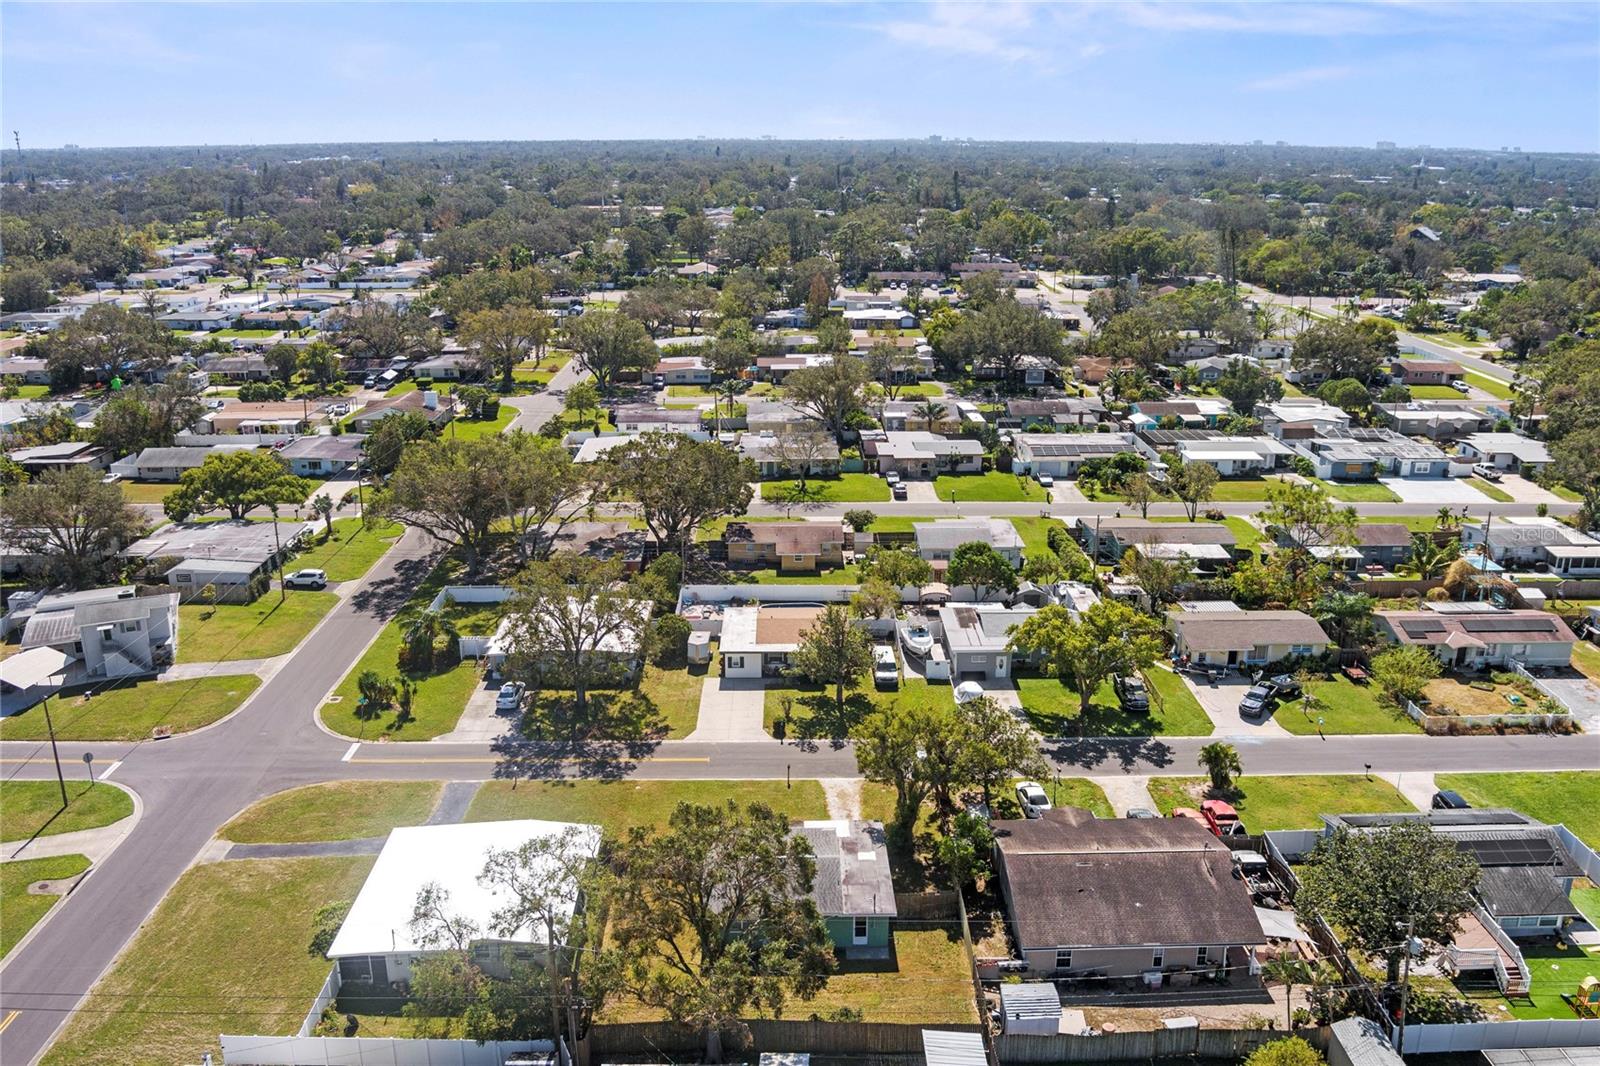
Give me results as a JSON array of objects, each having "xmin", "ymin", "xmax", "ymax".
[
  {"xmin": 1197, "ymin": 741, "xmax": 1242, "ymax": 792},
  {"xmin": 1410, "ymin": 534, "xmax": 1458, "ymax": 579},
  {"xmin": 311, "ymin": 493, "xmax": 335, "ymax": 539},
  {"xmin": 913, "ymin": 400, "xmax": 947, "ymax": 431},
  {"xmin": 1312, "ymin": 591, "xmax": 1374, "ymax": 650},
  {"xmin": 1262, "ymin": 955, "xmax": 1313, "ymax": 1029},
  {"xmin": 402, "ymin": 609, "xmax": 460, "ymax": 672},
  {"xmin": 1435, "ymin": 506, "xmax": 1460, "ymax": 533}
]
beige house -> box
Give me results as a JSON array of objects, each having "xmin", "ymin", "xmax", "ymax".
[
  {"xmin": 1167, "ymin": 609, "xmax": 1330, "ymax": 668},
  {"xmin": 723, "ymin": 522, "xmax": 848, "ymax": 572}
]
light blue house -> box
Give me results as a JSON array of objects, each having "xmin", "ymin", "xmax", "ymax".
[{"xmin": 792, "ymin": 820, "xmax": 898, "ymax": 959}]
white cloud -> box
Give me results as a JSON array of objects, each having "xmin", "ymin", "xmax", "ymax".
[
  {"xmin": 1242, "ymin": 64, "xmax": 1357, "ymax": 91},
  {"xmin": 869, "ymin": 1, "xmax": 1045, "ymax": 63}
]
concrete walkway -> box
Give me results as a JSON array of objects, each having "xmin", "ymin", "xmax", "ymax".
[
  {"xmin": 685, "ymin": 677, "xmax": 771, "ymax": 742},
  {"xmin": 426, "ymin": 781, "xmax": 481, "ymax": 825},
  {"xmin": 225, "ymin": 837, "xmax": 385, "ymax": 860},
  {"xmin": 1098, "ymin": 775, "xmax": 1158, "ymax": 816},
  {"xmin": 159, "ymin": 658, "xmax": 279, "ymax": 682},
  {"xmin": 1383, "ymin": 771, "xmax": 1437, "ymax": 811},
  {"xmin": 4, "ymin": 819, "xmax": 133, "ymax": 864}
]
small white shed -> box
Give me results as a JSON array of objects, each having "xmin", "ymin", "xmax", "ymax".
[{"xmin": 999, "ymin": 981, "xmax": 1063, "ymax": 1035}]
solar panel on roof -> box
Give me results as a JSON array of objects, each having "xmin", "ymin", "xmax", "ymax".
[
  {"xmin": 1458, "ymin": 618, "xmax": 1557, "ymax": 634},
  {"xmin": 1401, "ymin": 621, "xmax": 1446, "ymax": 637}
]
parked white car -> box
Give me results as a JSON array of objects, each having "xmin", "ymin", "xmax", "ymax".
[
  {"xmin": 872, "ymin": 645, "xmax": 899, "ymax": 689},
  {"xmin": 494, "ymin": 681, "xmax": 526, "ymax": 714},
  {"xmin": 1015, "ymin": 781, "xmax": 1052, "ymax": 819},
  {"xmin": 283, "ymin": 568, "xmax": 327, "ymax": 589}
]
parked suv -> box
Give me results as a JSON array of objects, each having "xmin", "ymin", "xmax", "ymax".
[
  {"xmin": 1113, "ymin": 674, "xmax": 1149, "ymax": 712},
  {"xmin": 872, "ymin": 645, "xmax": 899, "ymax": 690},
  {"xmin": 494, "ymin": 681, "xmax": 526, "ymax": 714},
  {"xmin": 283, "ymin": 569, "xmax": 327, "ymax": 590}
]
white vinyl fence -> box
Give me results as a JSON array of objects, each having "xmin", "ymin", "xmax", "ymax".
[
  {"xmin": 1399, "ymin": 1018, "xmax": 1600, "ymax": 1054},
  {"xmin": 221, "ymin": 1036, "xmax": 556, "ymax": 1065}
]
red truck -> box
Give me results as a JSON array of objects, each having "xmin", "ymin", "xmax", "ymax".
[{"xmin": 1201, "ymin": 799, "xmax": 1247, "ymax": 838}]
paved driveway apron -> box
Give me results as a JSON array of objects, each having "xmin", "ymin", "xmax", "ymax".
[{"xmin": 1181, "ymin": 673, "xmax": 1292, "ymax": 737}]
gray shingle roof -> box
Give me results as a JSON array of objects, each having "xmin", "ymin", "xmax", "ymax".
[{"xmin": 791, "ymin": 820, "xmax": 897, "ymax": 918}]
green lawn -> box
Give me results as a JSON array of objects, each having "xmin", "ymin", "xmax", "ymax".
[
  {"xmin": 1572, "ymin": 641, "xmax": 1600, "ymax": 685},
  {"xmin": 1016, "ymin": 667, "xmax": 1213, "ymax": 737},
  {"xmin": 694, "ymin": 514, "xmax": 783, "ymax": 541},
  {"xmin": 1146, "ymin": 774, "xmax": 1408, "ymax": 831},
  {"xmin": 220, "ymin": 781, "xmax": 443, "ymax": 843},
  {"xmin": 1361, "ymin": 514, "xmax": 1441, "ymax": 533},
  {"xmin": 7, "ymin": 383, "xmax": 51, "ymax": 399},
  {"xmin": 1029, "ymin": 777, "xmax": 1114, "ymax": 818},
  {"xmin": 0, "ymin": 674, "xmax": 261, "ymax": 741},
  {"xmin": 446, "ymin": 405, "xmax": 516, "ymax": 440},
  {"xmin": 465, "ymin": 780, "xmax": 829, "ymax": 838},
  {"xmin": 177, "ymin": 590, "xmax": 338, "ymax": 663},
  {"xmin": 1498, "ymin": 941, "xmax": 1600, "ymax": 1019},
  {"xmin": 1434, "ymin": 773, "xmax": 1600, "ymax": 850},
  {"xmin": 1315, "ymin": 479, "xmax": 1404, "ymax": 503},
  {"xmin": 747, "ymin": 565, "xmax": 860, "ymax": 584},
  {"xmin": 290, "ymin": 517, "xmax": 403, "ymax": 582},
  {"xmin": 861, "ymin": 515, "xmax": 939, "ymax": 534},
  {"xmin": 1272, "ymin": 676, "xmax": 1422, "ymax": 735},
  {"xmin": 934, "ymin": 472, "xmax": 1046, "ymax": 502},
  {"xmin": 1010, "ymin": 516, "xmax": 1068, "ymax": 557},
  {"xmin": 777, "ymin": 928, "xmax": 977, "ymax": 1024},
  {"xmin": 2, "ymin": 854, "xmax": 91, "ymax": 959},
  {"xmin": 319, "ymin": 553, "xmax": 489, "ymax": 741},
  {"xmin": 212, "ymin": 328, "xmax": 280, "ymax": 339},
  {"xmin": 869, "ymin": 381, "xmax": 945, "ymax": 399},
  {"xmin": 1409, "ymin": 385, "xmax": 1468, "ymax": 400},
  {"xmin": 119, "ymin": 481, "xmax": 179, "ymax": 503},
  {"xmin": 40, "ymin": 856, "xmax": 373, "ymax": 1066},
  {"xmin": 763, "ymin": 677, "xmax": 954, "ymax": 740},
  {"xmin": 384, "ymin": 379, "xmax": 418, "ymax": 396},
  {"xmin": 1150, "ymin": 514, "xmax": 1262, "ymax": 552},
  {"xmin": 1466, "ymin": 476, "xmax": 1515, "ymax": 503},
  {"xmin": 1205, "ymin": 476, "xmax": 1284, "ymax": 503},
  {"xmin": 759, "ymin": 473, "xmax": 890, "ymax": 503},
  {"xmin": 0, "ymin": 781, "xmax": 133, "ymax": 843},
  {"xmin": 1549, "ymin": 483, "xmax": 1583, "ymax": 503},
  {"xmin": 1464, "ymin": 370, "xmax": 1516, "ymax": 400},
  {"xmin": 666, "ymin": 384, "xmax": 717, "ymax": 399},
  {"xmin": 636, "ymin": 663, "xmax": 711, "ymax": 739}
]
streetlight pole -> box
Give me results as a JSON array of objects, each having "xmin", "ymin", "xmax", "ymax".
[
  {"xmin": 270, "ymin": 504, "xmax": 286, "ymax": 604},
  {"xmin": 1396, "ymin": 918, "xmax": 1415, "ymax": 1054}
]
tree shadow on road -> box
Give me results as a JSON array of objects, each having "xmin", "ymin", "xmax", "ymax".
[{"xmin": 1041, "ymin": 736, "xmax": 1178, "ymax": 773}]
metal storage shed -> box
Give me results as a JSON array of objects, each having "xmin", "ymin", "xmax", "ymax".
[
  {"xmin": 998, "ymin": 982, "xmax": 1063, "ymax": 1035},
  {"xmin": 921, "ymin": 1029, "xmax": 986, "ymax": 1066}
]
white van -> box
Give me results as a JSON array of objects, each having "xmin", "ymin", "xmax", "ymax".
[{"xmin": 872, "ymin": 645, "xmax": 899, "ymax": 690}]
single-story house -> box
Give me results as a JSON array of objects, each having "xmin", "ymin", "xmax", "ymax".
[
  {"xmin": 1167, "ymin": 337, "xmax": 1222, "ymax": 362},
  {"xmin": 0, "ymin": 356, "xmax": 51, "ymax": 385},
  {"xmin": 205, "ymin": 401, "xmax": 333, "ymax": 435},
  {"xmin": 880, "ymin": 401, "xmax": 958, "ymax": 433},
  {"xmin": 412, "ymin": 350, "xmax": 479, "ymax": 381},
  {"xmin": 937, "ymin": 603, "xmax": 1037, "ymax": 680},
  {"xmin": 721, "ymin": 605, "xmax": 828, "ymax": 679},
  {"xmin": 121, "ymin": 444, "xmax": 257, "ymax": 481},
  {"xmin": 915, "ymin": 519, "xmax": 1024, "ymax": 570},
  {"xmin": 15, "ymin": 585, "xmax": 179, "ymax": 681},
  {"xmin": 1167, "ymin": 609, "xmax": 1331, "ymax": 667},
  {"xmin": 276, "ymin": 434, "xmax": 367, "ymax": 478},
  {"xmin": 1080, "ymin": 518, "xmax": 1236, "ymax": 567},
  {"xmin": 1373, "ymin": 607, "xmax": 1576, "ymax": 669},
  {"xmin": 1171, "ymin": 435, "xmax": 1293, "ymax": 476},
  {"xmin": 1347, "ymin": 523, "xmax": 1414, "ymax": 571},
  {"xmin": 1462, "ymin": 517, "xmax": 1600, "ymax": 576},
  {"xmin": 842, "ymin": 307, "xmax": 916, "ymax": 330},
  {"xmin": 1000, "ymin": 398, "xmax": 1107, "ymax": 431},
  {"xmin": 1256, "ymin": 399, "xmax": 1351, "ymax": 440},
  {"xmin": 1317, "ymin": 809, "xmax": 1582, "ymax": 942},
  {"xmin": 1129, "ymin": 398, "xmax": 1232, "ymax": 430},
  {"xmin": 7, "ymin": 441, "xmax": 110, "ymax": 476},
  {"xmin": 1250, "ymin": 340, "xmax": 1294, "ymax": 360},
  {"xmin": 653, "ymin": 356, "xmax": 713, "ymax": 386},
  {"xmin": 612, "ymin": 405, "xmax": 704, "ymax": 434},
  {"xmin": 791, "ymin": 820, "xmax": 897, "ymax": 959},
  {"xmin": 1456, "ymin": 433, "xmax": 1553, "ymax": 474},
  {"xmin": 237, "ymin": 309, "xmax": 313, "ymax": 331},
  {"xmin": 1375, "ymin": 403, "xmax": 1499, "ymax": 441},
  {"xmin": 158, "ymin": 309, "xmax": 235, "ymax": 331},
  {"xmin": 327, "ymin": 819, "xmax": 602, "ymax": 985},
  {"xmin": 573, "ymin": 435, "xmax": 640, "ymax": 464},
  {"xmin": 1294, "ymin": 429, "xmax": 1452, "ymax": 480},
  {"xmin": 1011, "ymin": 433, "xmax": 1147, "ymax": 478},
  {"xmin": 723, "ymin": 521, "xmax": 848, "ymax": 572},
  {"xmin": 198, "ymin": 354, "xmax": 271, "ymax": 381},
  {"xmin": 737, "ymin": 434, "xmax": 842, "ymax": 479},
  {"xmin": 348, "ymin": 390, "xmax": 455, "ymax": 432},
  {"xmin": 1390, "ymin": 359, "xmax": 1464, "ymax": 387},
  {"xmin": 993, "ymin": 807, "xmax": 1266, "ymax": 980},
  {"xmin": 862, "ymin": 432, "xmax": 984, "ymax": 478},
  {"xmin": 478, "ymin": 600, "xmax": 648, "ymax": 681},
  {"xmin": 125, "ymin": 519, "xmax": 314, "ymax": 602},
  {"xmin": 1187, "ymin": 355, "xmax": 1244, "ymax": 384}
]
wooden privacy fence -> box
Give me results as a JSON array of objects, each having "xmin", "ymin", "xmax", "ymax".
[
  {"xmin": 590, "ymin": 1020, "xmax": 982, "ymax": 1059},
  {"xmin": 894, "ymin": 890, "xmax": 961, "ymax": 922},
  {"xmin": 995, "ymin": 1025, "xmax": 1331, "ymax": 1063}
]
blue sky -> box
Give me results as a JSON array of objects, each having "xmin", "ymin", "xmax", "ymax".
[{"xmin": 3, "ymin": 1, "xmax": 1596, "ymax": 152}]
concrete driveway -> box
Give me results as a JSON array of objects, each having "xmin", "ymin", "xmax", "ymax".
[
  {"xmin": 686, "ymin": 677, "xmax": 771, "ymax": 742},
  {"xmin": 438, "ymin": 675, "xmax": 512, "ymax": 742},
  {"xmin": 1179, "ymin": 672, "xmax": 1291, "ymax": 737},
  {"xmin": 902, "ymin": 480, "xmax": 939, "ymax": 503},
  {"xmin": 1489, "ymin": 474, "xmax": 1563, "ymax": 504},
  {"xmin": 1378, "ymin": 477, "xmax": 1489, "ymax": 504}
]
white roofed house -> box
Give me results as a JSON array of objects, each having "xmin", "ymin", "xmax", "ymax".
[
  {"xmin": 611, "ymin": 405, "xmax": 705, "ymax": 435},
  {"xmin": 914, "ymin": 519, "xmax": 1025, "ymax": 570},
  {"xmin": 1011, "ymin": 432, "xmax": 1148, "ymax": 478},
  {"xmin": 1461, "ymin": 517, "xmax": 1600, "ymax": 577},
  {"xmin": 1456, "ymin": 433, "xmax": 1553, "ymax": 475},
  {"xmin": 862, "ymin": 432, "xmax": 983, "ymax": 478},
  {"xmin": 1256, "ymin": 398, "xmax": 1352, "ymax": 440},
  {"xmin": 326, "ymin": 820, "xmax": 602, "ymax": 986},
  {"xmin": 16, "ymin": 585, "xmax": 179, "ymax": 683},
  {"xmin": 276, "ymin": 434, "xmax": 367, "ymax": 478},
  {"xmin": 1170, "ymin": 435, "xmax": 1293, "ymax": 477},
  {"xmin": 937, "ymin": 603, "xmax": 1039, "ymax": 680}
]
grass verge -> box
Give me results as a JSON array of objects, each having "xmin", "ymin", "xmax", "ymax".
[
  {"xmin": 1146, "ymin": 774, "xmax": 1408, "ymax": 831},
  {"xmin": 177, "ymin": 591, "xmax": 338, "ymax": 663},
  {"xmin": 219, "ymin": 781, "xmax": 444, "ymax": 844},
  {"xmin": 465, "ymin": 780, "xmax": 829, "ymax": 837},
  {"xmin": 2, "ymin": 854, "xmax": 91, "ymax": 958},
  {"xmin": 759, "ymin": 474, "xmax": 890, "ymax": 503},
  {"xmin": 0, "ymin": 781, "xmax": 133, "ymax": 843},
  {"xmin": 290, "ymin": 517, "xmax": 404, "ymax": 582},
  {"xmin": 1316, "ymin": 478, "xmax": 1403, "ymax": 503},
  {"xmin": 1466, "ymin": 476, "xmax": 1515, "ymax": 503},
  {"xmin": 934, "ymin": 472, "xmax": 1046, "ymax": 502},
  {"xmin": 1272, "ymin": 676, "xmax": 1422, "ymax": 735},
  {"xmin": 0, "ymin": 674, "xmax": 261, "ymax": 741},
  {"xmin": 1017, "ymin": 667, "xmax": 1212, "ymax": 737}
]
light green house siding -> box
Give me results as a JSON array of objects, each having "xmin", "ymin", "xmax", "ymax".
[{"xmin": 824, "ymin": 915, "xmax": 892, "ymax": 951}]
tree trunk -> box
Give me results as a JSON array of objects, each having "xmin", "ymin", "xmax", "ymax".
[
  {"xmin": 835, "ymin": 680, "xmax": 844, "ymax": 717},
  {"xmin": 1386, "ymin": 950, "xmax": 1402, "ymax": 985},
  {"xmin": 704, "ymin": 1026, "xmax": 724, "ymax": 1064}
]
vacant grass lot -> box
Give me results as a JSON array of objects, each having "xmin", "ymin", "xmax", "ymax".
[
  {"xmin": 0, "ymin": 781, "xmax": 133, "ymax": 843},
  {"xmin": 219, "ymin": 781, "xmax": 443, "ymax": 844},
  {"xmin": 1362, "ymin": 514, "xmax": 1443, "ymax": 533},
  {"xmin": 0, "ymin": 674, "xmax": 261, "ymax": 741},
  {"xmin": 1409, "ymin": 385, "xmax": 1468, "ymax": 400},
  {"xmin": 1466, "ymin": 476, "xmax": 1515, "ymax": 502},
  {"xmin": 446, "ymin": 405, "xmax": 516, "ymax": 440},
  {"xmin": 762, "ymin": 676, "xmax": 955, "ymax": 739},
  {"xmin": 1434, "ymin": 772, "xmax": 1599, "ymax": 849},
  {"xmin": 1272, "ymin": 676, "xmax": 1421, "ymax": 735},
  {"xmin": 177, "ymin": 590, "xmax": 338, "ymax": 663},
  {"xmin": 759, "ymin": 474, "xmax": 890, "ymax": 503},
  {"xmin": 1146, "ymin": 774, "xmax": 1408, "ymax": 831},
  {"xmin": 465, "ymin": 780, "xmax": 829, "ymax": 837},
  {"xmin": 40, "ymin": 856, "xmax": 373, "ymax": 1066},
  {"xmin": 119, "ymin": 480, "xmax": 178, "ymax": 503},
  {"xmin": 635, "ymin": 663, "xmax": 710, "ymax": 738},
  {"xmin": 1464, "ymin": 370, "xmax": 1515, "ymax": 400},
  {"xmin": 2, "ymin": 854, "xmax": 91, "ymax": 959},
  {"xmin": 1316, "ymin": 479, "xmax": 1403, "ymax": 503},
  {"xmin": 1016, "ymin": 667, "xmax": 1213, "ymax": 737},
  {"xmin": 1009, "ymin": 516, "xmax": 1068, "ymax": 557},
  {"xmin": 290, "ymin": 517, "xmax": 403, "ymax": 582},
  {"xmin": 934, "ymin": 472, "xmax": 1046, "ymax": 502}
]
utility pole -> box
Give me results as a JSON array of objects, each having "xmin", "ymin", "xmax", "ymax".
[
  {"xmin": 41, "ymin": 697, "xmax": 68, "ymax": 808},
  {"xmin": 270, "ymin": 504, "xmax": 286, "ymax": 603},
  {"xmin": 1396, "ymin": 917, "xmax": 1415, "ymax": 1054}
]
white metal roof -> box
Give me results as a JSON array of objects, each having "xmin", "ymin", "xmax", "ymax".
[
  {"xmin": 327, "ymin": 819, "xmax": 601, "ymax": 959},
  {"xmin": 0, "ymin": 646, "xmax": 70, "ymax": 690}
]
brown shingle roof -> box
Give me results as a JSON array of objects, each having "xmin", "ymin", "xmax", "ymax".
[
  {"xmin": 727, "ymin": 521, "xmax": 846, "ymax": 557},
  {"xmin": 1351, "ymin": 523, "xmax": 1412, "ymax": 548},
  {"xmin": 754, "ymin": 606, "xmax": 827, "ymax": 646}
]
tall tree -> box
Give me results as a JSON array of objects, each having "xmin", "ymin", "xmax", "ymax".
[
  {"xmin": 947, "ymin": 541, "xmax": 1019, "ymax": 600},
  {"xmin": 1215, "ymin": 358, "xmax": 1283, "ymax": 414},
  {"xmin": 857, "ymin": 545, "xmax": 934, "ymax": 589},
  {"xmin": 1008, "ymin": 601, "xmax": 1165, "ymax": 714},
  {"xmin": 374, "ymin": 436, "xmax": 510, "ymax": 573},
  {"xmin": 91, "ymin": 381, "xmax": 203, "ymax": 458},
  {"xmin": 297, "ymin": 340, "xmax": 342, "ymax": 388},
  {"xmin": 1168, "ymin": 460, "xmax": 1220, "ymax": 521},
  {"xmin": 264, "ymin": 343, "xmax": 300, "ymax": 386},
  {"xmin": 787, "ymin": 603, "xmax": 873, "ymax": 717},
  {"xmin": 44, "ymin": 302, "xmax": 183, "ymax": 388},
  {"xmin": 562, "ymin": 312, "xmax": 654, "ymax": 393},
  {"xmin": 1, "ymin": 467, "xmax": 147, "ymax": 588},
  {"xmin": 502, "ymin": 432, "xmax": 597, "ymax": 560},
  {"xmin": 1296, "ymin": 822, "xmax": 1479, "ymax": 982},
  {"xmin": 1262, "ymin": 481, "xmax": 1357, "ymax": 580},
  {"xmin": 1198, "ymin": 741, "xmax": 1242, "ymax": 790},
  {"xmin": 1289, "ymin": 317, "xmax": 1398, "ymax": 384},
  {"xmin": 459, "ymin": 306, "xmax": 548, "ymax": 390},
  {"xmin": 607, "ymin": 433, "xmax": 755, "ymax": 549},
  {"xmin": 604, "ymin": 802, "xmax": 833, "ymax": 1061},
  {"xmin": 164, "ymin": 449, "xmax": 310, "ymax": 522},
  {"xmin": 783, "ymin": 356, "xmax": 869, "ymax": 437}
]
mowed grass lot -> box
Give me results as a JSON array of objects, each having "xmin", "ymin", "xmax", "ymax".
[
  {"xmin": 1272, "ymin": 676, "xmax": 1421, "ymax": 735},
  {"xmin": 934, "ymin": 472, "xmax": 1046, "ymax": 502},
  {"xmin": 465, "ymin": 780, "xmax": 829, "ymax": 837},
  {"xmin": 759, "ymin": 474, "xmax": 890, "ymax": 503},
  {"xmin": 289, "ymin": 517, "xmax": 403, "ymax": 582},
  {"xmin": 1147, "ymin": 775, "xmax": 1409, "ymax": 831},
  {"xmin": 119, "ymin": 480, "xmax": 178, "ymax": 504},
  {"xmin": 1316, "ymin": 478, "xmax": 1403, "ymax": 503},
  {"xmin": 40, "ymin": 856, "xmax": 373, "ymax": 1066},
  {"xmin": 219, "ymin": 780, "xmax": 443, "ymax": 844},
  {"xmin": 1016, "ymin": 667, "xmax": 1213, "ymax": 737},
  {"xmin": 1464, "ymin": 370, "xmax": 1515, "ymax": 400},
  {"xmin": 446, "ymin": 405, "xmax": 516, "ymax": 440},
  {"xmin": 635, "ymin": 663, "xmax": 710, "ymax": 738},
  {"xmin": 2, "ymin": 854, "xmax": 91, "ymax": 959},
  {"xmin": 762, "ymin": 676, "xmax": 955, "ymax": 739},
  {"xmin": 177, "ymin": 590, "xmax": 338, "ymax": 663},
  {"xmin": 0, "ymin": 674, "xmax": 261, "ymax": 741},
  {"xmin": 1009, "ymin": 516, "xmax": 1068, "ymax": 556},
  {"xmin": 1409, "ymin": 385, "xmax": 1469, "ymax": 400},
  {"xmin": 1466, "ymin": 476, "xmax": 1515, "ymax": 502},
  {"xmin": 1434, "ymin": 772, "xmax": 1600, "ymax": 849},
  {"xmin": 0, "ymin": 781, "xmax": 133, "ymax": 843}
]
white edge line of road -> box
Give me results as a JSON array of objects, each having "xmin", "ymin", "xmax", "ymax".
[
  {"xmin": 341, "ymin": 742, "xmax": 359, "ymax": 763},
  {"xmin": 0, "ymin": 777, "xmax": 142, "ymax": 983}
]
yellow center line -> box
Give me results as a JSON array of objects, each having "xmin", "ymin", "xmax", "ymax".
[
  {"xmin": 349, "ymin": 756, "xmax": 712, "ymax": 764},
  {"xmin": 0, "ymin": 1009, "xmax": 20, "ymax": 1034}
]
